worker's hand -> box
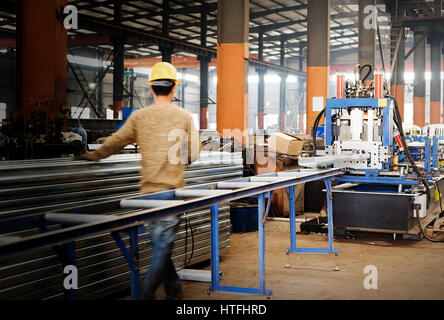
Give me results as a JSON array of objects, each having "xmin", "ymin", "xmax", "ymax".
[{"xmin": 73, "ymin": 152, "xmax": 99, "ymax": 161}]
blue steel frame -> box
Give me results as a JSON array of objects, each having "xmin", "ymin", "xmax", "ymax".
[
  {"xmin": 432, "ymin": 136, "xmax": 438, "ymax": 170},
  {"xmin": 208, "ymin": 192, "xmax": 273, "ymax": 296},
  {"xmin": 333, "ymin": 175, "xmax": 420, "ymax": 185},
  {"xmin": 111, "ymin": 228, "xmax": 140, "ymax": 300},
  {"xmin": 325, "ymin": 98, "xmax": 393, "ymax": 171},
  {"xmin": 0, "ymin": 168, "xmax": 342, "ymax": 299},
  {"xmin": 425, "ymin": 137, "xmax": 431, "ymax": 173},
  {"xmin": 325, "ymin": 98, "xmax": 393, "ymax": 147},
  {"xmin": 323, "ymin": 97, "xmax": 431, "ymax": 189},
  {"xmin": 403, "ymin": 136, "xmax": 437, "ymax": 173},
  {"xmin": 287, "ymin": 178, "xmax": 339, "ymax": 255}
]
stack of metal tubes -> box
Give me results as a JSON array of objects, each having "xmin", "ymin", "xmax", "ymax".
[{"xmin": 0, "ymin": 151, "xmax": 243, "ymax": 299}]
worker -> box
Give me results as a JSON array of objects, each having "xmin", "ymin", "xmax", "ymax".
[{"xmin": 74, "ymin": 62, "xmax": 201, "ymax": 300}]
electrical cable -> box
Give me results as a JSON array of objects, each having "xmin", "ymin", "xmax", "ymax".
[
  {"xmin": 391, "ymin": 95, "xmax": 430, "ymax": 204},
  {"xmin": 415, "ymin": 204, "xmax": 444, "ymax": 242},
  {"xmin": 183, "ymin": 213, "xmax": 188, "ymax": 268},
  {"xmin": 377, "ymin": 18, "xmax": 431, "ymax": 208},
  {"xmin": 376, "ymin": 20, "xmax": 388, "ymax": 88},
  {"xmin": 389, "ymin": 95, "xmax": 444, "ymax": 242},
  {"xmin": 312, "ymin": 108, "xmax": 325, "ymax": 156},
  {"xmin": 375, "ymin": 18, "xmax": 442, "ymax": 241},
  {"xmin": 437, "ymin": 182, "xmax": 443, "ymax": 218},
  {"xmin": 182, "ymin": 212, "xmax": 195, "ymax": 267}
]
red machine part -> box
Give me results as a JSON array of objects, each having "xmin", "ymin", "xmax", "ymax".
[
  {"xmin": 374, "ymin": 74, "xmax": 382, "ymax": 98},
  {"xmin": 336, "ymin": 75, "xmax": 344, "ymax": 99}
]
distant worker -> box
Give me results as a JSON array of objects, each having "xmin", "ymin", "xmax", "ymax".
[{"xmin": 74, "ymin": 62, "xmax": 201, "ymax": 300}]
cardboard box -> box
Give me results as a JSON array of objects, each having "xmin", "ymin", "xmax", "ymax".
[
  {"xmin": 268, "ymin": 132, "xmax": 305, "ymax": 156},
  {"xmin": 291, "ymin": 134, "xmax": 324, "ymax": 150}
]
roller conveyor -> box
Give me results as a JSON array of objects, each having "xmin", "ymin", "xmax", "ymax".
[
  {"xmin": 0, "ymin": 166, "xmax": 342, "ymax": 299},
  {"xmin": 0, "ymin": 152, "xmax": 241, "ymax": 300},
  {"xmin": 0, "ymin": 207, "xmax": 231, "ymax": 300}
]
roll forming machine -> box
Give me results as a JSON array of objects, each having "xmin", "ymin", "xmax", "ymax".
[{"xmin": 300, "ymin": 69, "xmax": 444, "ymax": 237}]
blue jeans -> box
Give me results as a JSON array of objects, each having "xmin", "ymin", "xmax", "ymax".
[{"xmin": 141, "ymin": 215, "xmax": 181, "ymax": 300}]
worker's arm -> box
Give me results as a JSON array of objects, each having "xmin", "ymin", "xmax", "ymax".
[
  {"xmin": 187, "ymin": 117, "xmax": 201, "ymax": 164},
  {"xmin": 74, "ymin": 114, "xmax": 137, "ymax": 161}
]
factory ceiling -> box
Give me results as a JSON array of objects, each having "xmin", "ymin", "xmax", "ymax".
[{"xmin": 0, "ymin": 0, "xmax": 393, "ymax": 63}]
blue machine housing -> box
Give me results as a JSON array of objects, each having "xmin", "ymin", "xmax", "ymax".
[
  {"xmin": 324, "ymin": 98, "xmax": 393, "ymax": 172},
  {"xmin": 320, "ymin": 97, "xmax": 444, "ymax": 234}
]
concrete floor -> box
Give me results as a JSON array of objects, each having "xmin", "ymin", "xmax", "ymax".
[{"xmin": 169, "ymin": 220, "xmax": 444, "ymax": 300}]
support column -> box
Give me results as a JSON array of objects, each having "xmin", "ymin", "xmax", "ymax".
[
  {"xmin": 306, "ymin": 1, "xmax": 330, "ymax": 135},
  {"xmin": 161, "ymin": 49, "xmax": 173, "ymax": 63},
  {"xmin": 299, "ymin": 42, "xmax": 304, "ymax": 72},
  {"xmin": 390, "ymin": 25, "xmax": 405, "ymax": 120},
  {"xmin": 217, "ymin": 0, "xmax": 249, "ymax": 143},
  {"xmin": 358, "ymin": 0, "xmax": 376, "ymax": 80},
  {"xmin": 129, "ymin": 72, "xmax": 135, "ymax": 110},
  {"xmin": 199, "ymin": 57, "xmax": 209, "ymax": 129},
  {"xmin": 112, "ymin": 0, "xmax": 124, "ymax": 119},
  {"xmin": 279, "ymin": 37, "xmax": 287, "ymax": 132},
  {"xmin": 299, "ymin": 42, "xmax": 305, "ymax": 133},
  {"xmin": 181, "ymin": 68, "xmax": 186, "ymax": 109},
  {"xmin": 97, "ymin": 50, "xmax": 104, "ymax": 118},
  {"xmin": 430, "ymin": 30, "xmax": 442, "ymax": 124},
  {"xmin": 257, "ymin": 29, "xmax": 265, "ymax": 131},
  {"xmin": 160, "ymin": 0, "xmax": 173, "ymax": 62},
  {"xmin": 98, "ymin": 78, "xmax": 103, "ymax": 116},
  {"xmin": 16, "ymin": 0, "xmax": 67, "ymax": 122},
  {"xmin": 413, "ymin": 27, "xmax": 426, "ymax": 127},
  {"xmin": 199, "ymin": 1, "xmax": 209, "ymax": 129},
  {"xmin": 257, "ymin": 71, "xmax": 265, "ymax": 130}
]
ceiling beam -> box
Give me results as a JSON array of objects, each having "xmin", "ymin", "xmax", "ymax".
[
  {"xmin": 250, "ymin": 4, "xmax": 306, "ymax": 19},
  {"xmin": 78, "ymin": 14, "xmax": 217, "ymax": 57}
]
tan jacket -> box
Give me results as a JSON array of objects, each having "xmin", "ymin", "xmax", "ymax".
[{"xmin": 92, "ymin": 104, "xmax": 201, "ymax": 194}]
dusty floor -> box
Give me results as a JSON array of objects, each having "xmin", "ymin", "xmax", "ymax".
[{"xmin": 164, "ymin": 220, "xmax": 444, "ymax": 300}]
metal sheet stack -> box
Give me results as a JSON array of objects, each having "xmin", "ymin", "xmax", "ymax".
[{"xmin": 0, "ymin": 151, "xmax": 243, "ymax": 299}]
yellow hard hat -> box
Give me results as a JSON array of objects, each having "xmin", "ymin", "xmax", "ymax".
[{"xmin": 148, "ymin": 62, "xmax": 180, "ymax": 84}]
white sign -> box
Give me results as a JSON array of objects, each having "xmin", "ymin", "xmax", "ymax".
[{"xmin": 312, "ymin": 96, "xmax": 324, "ymax": 112}]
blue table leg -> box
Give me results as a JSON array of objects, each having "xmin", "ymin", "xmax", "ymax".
[
  {"xmin": 286, "ymin": 180, "xmax": 339, "ymax": 255},
  {"xmin": 325, "ymin": 178, "xmax": 338, "ymax": 254},
  {"xmin": 210, "ymin": 204, "xmax": 220, "ymax": 292},
  {"xmin": 209, "ymin": 198, "xmax": 272, "ymax": 297},
  {"xmin": 288, "ymin": 186, "xmax": 297, "ymax": 253},
  {"xmin": 258, "ymin": 193, "xmax": 266, "ymax": 294},
  {"xmin": 129, "ymin": 227, "xmax": 140, "ymax": 300}
]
